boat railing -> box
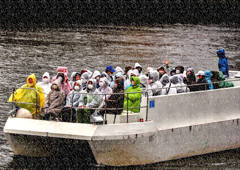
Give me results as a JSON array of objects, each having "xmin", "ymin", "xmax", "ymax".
[
  {"xmin": 69, "ymin": 91, "xmax": 149, "ymax": 124},
  {"xmin": 8, "ymin": 77, "xmax": 240, "ymax": 123},
  {"xmin": 9, "ymin": 86, "xmax": 44, "ymax": 119}
]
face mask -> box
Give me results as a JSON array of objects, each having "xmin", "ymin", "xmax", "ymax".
[
  {"xmin": 52, "ymin": 84, "xmax": 58, "ymax": 90},
  {"xmin": 88, "ymin": 84, "xmax": 93, "ymax": 89},
  {"xmin": 99, "ymin": 82, "xmax": 104, "ymax": 87},
  {"xmin": 176, "ymin": 70, "xmax": 180, "ymax": 74},
  {"xmin": 43, "ymin": 79, "xmax": 49, "ymax": 84},
  {"xmin": 75, "ymin": 86, "xmax": 80, "ymax": 91},
  {"xmin": 58, "ymin": 76, "xmax": 63, "ymax": 82}
]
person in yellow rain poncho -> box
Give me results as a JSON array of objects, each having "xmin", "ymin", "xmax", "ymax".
[{"xmin": 9, "ymin": 73, "xmax": 45, "ymax": 116}]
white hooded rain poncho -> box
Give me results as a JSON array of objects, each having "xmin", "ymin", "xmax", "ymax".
[
  {"xmin": 147, "ymin": 70, "xmax": 162, "ymax": 96},
  {"xmin": 78, "ymin": 79, "xmax": 103, "ymax": 109},
  {"xmin": 37, "ymin": 72, "xmax": 52, "ymax": 99},
  {"xmin": 98, "ymin": 77, "xmax": 113, "ymax": 103},
  {"xmin": 134, "ymin": 63, "xmax": 143, "ymax": 76},
  {"xmin": 65, "ymin": 80, "xmax": 83, "ymax": 108},
  {"xmin": 160, "ymin": 74, "xmax": 176, "ymax": 95},
  {"xmin": 81, "ymin": 72, "xmax": 92, "ymax": 90}
]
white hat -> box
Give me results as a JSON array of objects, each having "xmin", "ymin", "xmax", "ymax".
[{"xmin": 197, "ymin": 71, "xmax": 205, "ymax": 76}]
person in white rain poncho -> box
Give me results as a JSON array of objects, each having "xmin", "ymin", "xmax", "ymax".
[
  {"xmin": 139, "ymin": 75, "xmax": 149, "ymax": 97},
  {"xmin": 134, "ymin": 63, "xmax": 143, "ymax": 76},
  {"xmin": 115, "ymin": 66, "xmax": 124, "ymax": 74},
  {"xmin": 61, "ymin": 80, "xmax": 83, "ymax": 122},
  {"xmin": 160, "ymin": 74, "xmax": 176, "ymax": 95},
  {"xmin": 81, "ymin": 72, "xmax": 92, "ymax": 90},
  {"xmin": 170, "ymin": 75, "xmax": 189, "ymax": 93},
  {"xmin": 69, "ymin": 72, "xmax": 81, "ymax": 88},
  {"xmin": 98, "ymin": 77, "xmax": 113, "ymax": 104},
  {"xmin": 147, "ymin": 70, "xmax": 162, "ymax": 96},
  {"xmin": 37, "ymin": 72, "xmax": 52, "ymax": 99},
  {"xmin": 178, "ymin": 74, "xmax": 190, "ymax": 93},
  {"xmin": 78, "ymin": 79, "xmax": 103, "ymax": 123},
  {"xmin": 169, "ymin": 75, "xmax": 180, "ymax": 94},
  {"xmin": 92, "ymin": 70, "xmax": 101, "ymax": 89}
]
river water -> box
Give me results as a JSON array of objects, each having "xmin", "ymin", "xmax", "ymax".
[{"xmin": 0, "ymin": 24, "xmax": 240, "ymax": 169}]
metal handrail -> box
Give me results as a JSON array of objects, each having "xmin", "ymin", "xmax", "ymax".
[
  {"xmin": 9, "ymin": 87, "xmax": 44, "ymax": 119},
  {"xmin": 69, "ymin": 90, "xmax": 148, "ymax": 124},
  {"xmin": 9, "ymin": 77, "xmax": 239, "ymax": 123}
]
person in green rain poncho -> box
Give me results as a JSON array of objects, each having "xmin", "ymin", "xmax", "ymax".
[
  {"xmin": 123, "ymin": 76, "xmax": 142, "ymax": 113},
  {"xmin": 9, "ymin": 73, "xmax": 45, "ymax": 116}
]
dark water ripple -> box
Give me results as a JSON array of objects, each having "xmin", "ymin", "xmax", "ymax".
[{"xmin": 0, "ymin": 24, "xmax": 240, "ymax": 169}]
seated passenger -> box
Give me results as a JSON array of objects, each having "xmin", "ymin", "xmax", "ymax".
[
  {"xmin": 61, "ymin": 80, "xmax": 82, "ymax": 122},
  {"xmin": 69, "ymin": 72, "xmax": 81, "ymax": 88},
  {"xmin": 106, "ymin": 77, "xmax": 124, "ymax": 115},
  {"xmin": 170, "ymin": 68, "xmax": 176, "ymax": 76},
  {"xmin": 81, "ymin": 72, "xmax": 91, "ymax": 90},
  {"xmin": 217, "ymin": 49, "xmax": 229, "ymax": 78},
  {"xmin": 175, "ymin": 66, "xmax": 184, "ymax": 74},
  {"xmin": 51, "ymin": 67, "xmax": 72, "ymax": 96},
  {"xmin": 78, "ymin": 79, "xmax": 103, "ymax": 123},
  {"xmin": 37, "ymin": 72, "xmax": 52, "ymax": 99},
  {"xmin": 134, "ymin": 63, "xmax": 143, "ymax": 76},
  {"xmin": 9, "ymin": 73, "xmax": 45, "ymax": 117},
  {"xmin": 205, "ymin": 71, "xmax": 214, "ymax": 90},
  {"xmin": 55, "ymin": 72, "xmax": 71, "ymax": 96},
  {"xmin": 124, "ymin": 66, "xmax": 132, "ymax": 79},
  {"xmin": 123, "ymin": 76, "xmax": 142, "ymax": 113},
  {"xmin": 219, "ymin": 71, "xmax": 234, "ymax": 88},
  {"xmin": 124, "ymin": 69, "xmax": 133, "ymax": 89},
  {"xmin": 43, "ymin": 77, "xmax": 66, "ymax": 121},
  {"xmin": 103, "ymin": 65, "xmax": 116, "ymax": 83},
  {"xmin": 139, "ymin": 75, "xmax": 148, "ymax": 89},
  {"xmin": 196, "ymin": 71, "xmax": 209, "ymax": 91},
  {"xmin": 148, "ymin": 70, "xmax": 162, "ymax": 96},
  {"xmin": 160, "ymin": 74, "xmax": 176, "ymax": 95},
  {"xmin": 170, "ymin": 75, "xmax": 181, "ymax": 94},
  {"xmin": 92, "ymin": 70, "xmax": 101, "ymax": 89},
  {"xmin": 183, "ymin": 68, "xmax": 198, "ymax": 91},
  {"xmin": 115, "ymin": 66, "xmax": 124, "ymax": 74},
  {"xmin": 157, "ymin": 65, "xmax": 167, "ymax": 80},
  {"xmin": 178, "ymin": 74, "xmax": 190, "ymax": 93},
  {"xmin": 211, "ymin": 71, "xmax": 220, "ymax": 89},
  {"xmin": 98, "ymin": 77, "xmax": 113, "ymax": 104},
  {"xmin": 110, "ymin": 72, "xmax": 125, "ymax": 88}
]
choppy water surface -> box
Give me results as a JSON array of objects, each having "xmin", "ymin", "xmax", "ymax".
[{"xmin": 0, "ymin": 24, "xmax": 240, "ymax": 169}]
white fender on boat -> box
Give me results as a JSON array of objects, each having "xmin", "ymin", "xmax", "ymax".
[{"xmin": 16, "ymin": 108, "xmax": 32, "ymax": 119}]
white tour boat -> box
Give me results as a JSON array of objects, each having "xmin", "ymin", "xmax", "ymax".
[{"xmin": 4, "ymin": 71, "xmax": 240, "ymax": 166}]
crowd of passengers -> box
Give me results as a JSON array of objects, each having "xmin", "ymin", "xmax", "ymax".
[{"xmin": 9, "ymin": 49, "xmax": 234, "ymax": 123}]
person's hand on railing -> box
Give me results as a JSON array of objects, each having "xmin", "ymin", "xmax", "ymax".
[{"xmin": 79, "ymin": 105, "xmax": 83, "ymax": 108}]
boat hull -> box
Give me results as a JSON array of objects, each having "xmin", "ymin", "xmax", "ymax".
[{"xmin": 4, "ymin": 117, "xmax": 240, "ymax": 166}]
